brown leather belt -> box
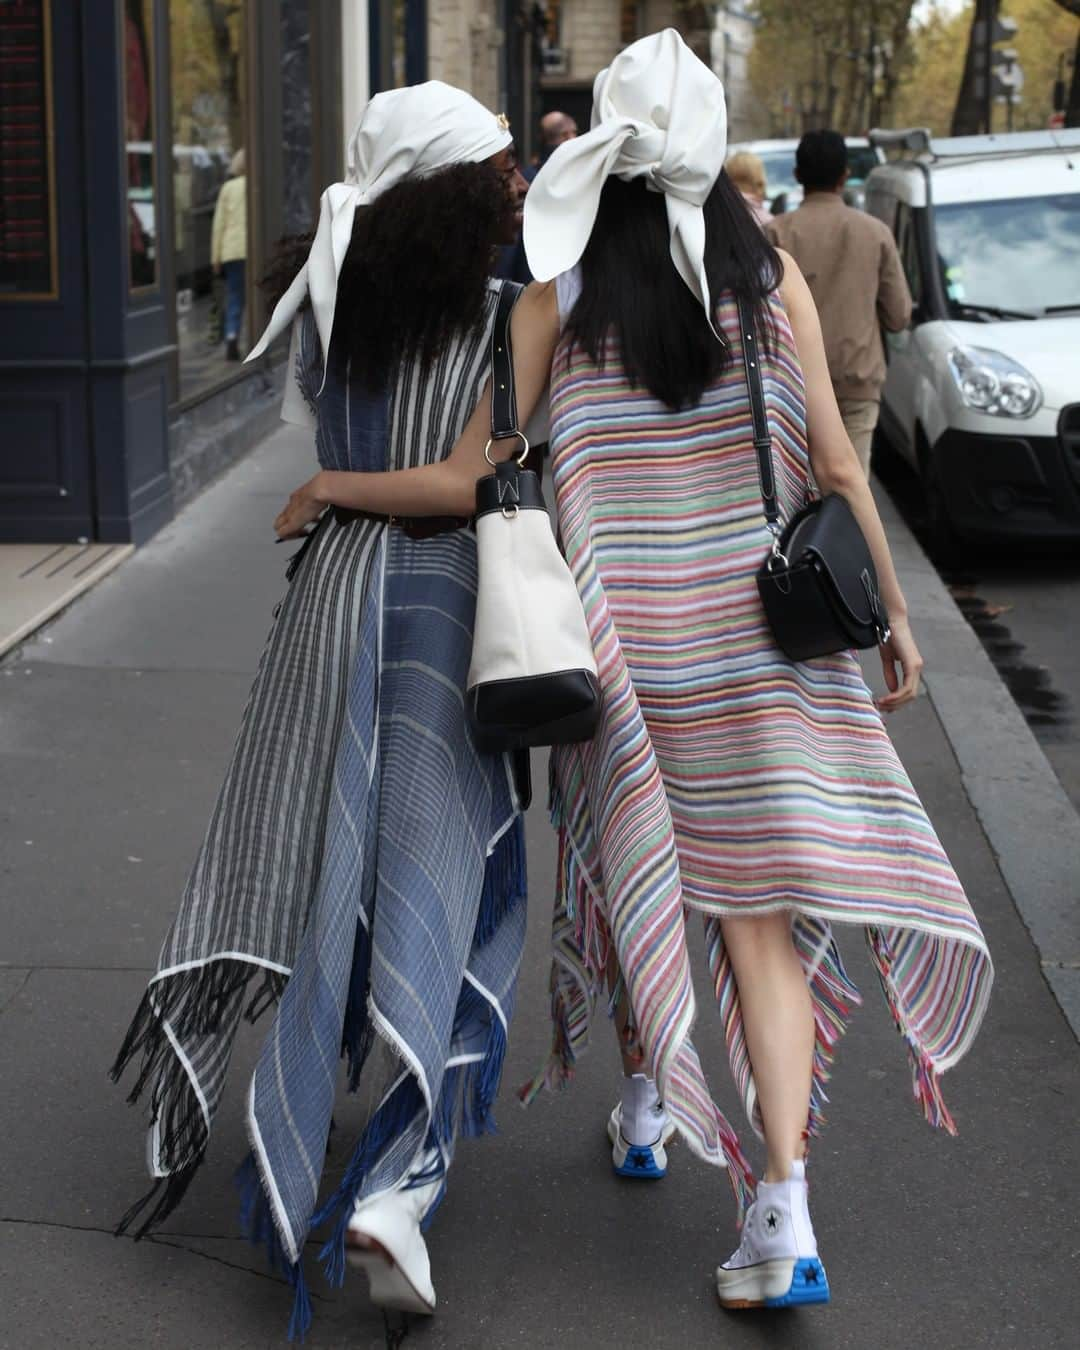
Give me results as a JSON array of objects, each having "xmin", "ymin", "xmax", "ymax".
[{"xmin": 333, "ymin": 506, "xmax": 470, "ymax": 539}]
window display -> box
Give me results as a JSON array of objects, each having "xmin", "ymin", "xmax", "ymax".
[
  {"xmin": 170, "ymin": 0, "xmax": 247, "ymax": 398},
  {"xmin": 125, "ymin": 0, "xmax": 156, "ymax": 290},
  {"xmin": 0, "ymin": 0, "xmax": 56, "ymax": 298}
]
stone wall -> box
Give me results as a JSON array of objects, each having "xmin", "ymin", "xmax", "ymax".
[{"xmin": 428, "ymin": 0, "xmax": 503, "ymax": 112}]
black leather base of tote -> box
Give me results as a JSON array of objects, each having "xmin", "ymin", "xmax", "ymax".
[
  {"xmin": 468, "ymin": 669, "xmax": 602, "ymax": 753},
  {"xmin": 757, "ymin": 494, "xmax": 890, "ymax": 661}
]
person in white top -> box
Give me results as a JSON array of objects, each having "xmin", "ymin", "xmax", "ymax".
[{"xmin": 211, "ymin": 148, "xmax": 247, "ymax": 359}]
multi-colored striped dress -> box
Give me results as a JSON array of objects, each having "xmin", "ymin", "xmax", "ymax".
[{"xmin": 524, "ymin": 275, "xmax": 993, "ymax": 1213}]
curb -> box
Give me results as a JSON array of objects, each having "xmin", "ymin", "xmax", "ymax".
[{"xmin": 874, "ymin": 481, "xmax": 1080, "ymax": 1042}]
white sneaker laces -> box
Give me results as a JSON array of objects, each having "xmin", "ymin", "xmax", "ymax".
[{"xmin": 725, "ymin": 1199, "xmax": 759, "ymax": 1267}]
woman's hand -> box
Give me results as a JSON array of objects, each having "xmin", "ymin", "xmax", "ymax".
[
  {"xmin": 876, "ymin": 617, "xmax": 923, "ymax": 713},
  {"xmin": 275, "ymin": 473, "xmax": 327, "ymax": 540}
]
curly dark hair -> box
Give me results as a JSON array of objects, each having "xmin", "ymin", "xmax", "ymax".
[{"xmin": 334, "ymin": 159, "xmax": 511, "ymax": 390}]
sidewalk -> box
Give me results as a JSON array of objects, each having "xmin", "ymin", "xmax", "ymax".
[{"xmin": 2, "ymin": 425, "xmax": 1078, "ymax": 1349}]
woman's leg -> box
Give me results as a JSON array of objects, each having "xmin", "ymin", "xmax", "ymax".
[
  {"xmin": 608, "ymin": 945, "xmax": 644, "ymax": 1075},
  {"xmin": 720, "ymin": 910, "xmax": 815, "ymax": 1184}
]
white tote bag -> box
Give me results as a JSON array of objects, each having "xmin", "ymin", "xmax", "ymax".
[{"xmin": 466, "ymin": 286, "xmax": 600, "ymax": 752}]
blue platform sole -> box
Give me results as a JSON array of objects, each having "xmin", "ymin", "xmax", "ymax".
[
  {"xmin": 764, "ymin": 1258, "xmax": 830, "ymax": 1307},
  {"xmin": 612, "ymin": 1144, "xmax": 666, "ymax": 1179}
]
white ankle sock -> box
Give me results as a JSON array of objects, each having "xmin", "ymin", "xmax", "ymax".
[{"xmin": 619, "ymin": 1072, "xmax": 666, "ymax": 1146}]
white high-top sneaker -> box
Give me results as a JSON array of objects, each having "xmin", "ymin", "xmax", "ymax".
[
  {"xmin": 606, "ymin": 1073, "xmax": 676, "ymax": 1179},
  {"xmin": 715, "ymin": 1160, "xmax": 829, "ymax": 1308},
  {"xmin": 345, "ymin": 1152, "xmax": 442, "ymax": 1315}
]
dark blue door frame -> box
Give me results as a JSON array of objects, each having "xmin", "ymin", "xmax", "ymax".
[{"xmin": 369, "ymin": 0, "xmax": 427, "ymax": 95}]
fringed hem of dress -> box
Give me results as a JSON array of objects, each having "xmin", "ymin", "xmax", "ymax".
[
  {"xmin": 236, "ymin": 821, "xmax": 526, "ymax": 1339},
  {"xmin": 109, "ymin": 955, "xmax": 287, "ymax": 1235}
]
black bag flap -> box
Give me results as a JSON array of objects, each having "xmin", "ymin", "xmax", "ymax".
[
  {"xmin": 783, "ymin": 496, "xmax": 883, "ymax": 630},
  {"xmin": 475, "ymin": 461, "xmax": 546, "ymax": 517}
]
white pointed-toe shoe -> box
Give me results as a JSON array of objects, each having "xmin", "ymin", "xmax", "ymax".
[{"xmin": 345, "ymin": 1161, "xmax": 442, "ymax": 1315}]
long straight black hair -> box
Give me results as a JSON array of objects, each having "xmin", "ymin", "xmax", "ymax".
[{"xmin": 566, "ymin": 171, "xmax": 782, "ymax": 410}]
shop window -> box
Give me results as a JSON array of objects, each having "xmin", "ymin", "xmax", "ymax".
[
  {"xmin": 280, "ymin": 3, "xmax": 313, "ymax": 236},
  {"xmin": 170, "ymin": 0, "xmax": 247, "ymax": 399},
  {"xmin": 125, "ymin": 0, "xmax": 157, "ymax": 291},
  {"xmin": 0, "ymin": 0, "xmax": 57, "ymax": 299}
]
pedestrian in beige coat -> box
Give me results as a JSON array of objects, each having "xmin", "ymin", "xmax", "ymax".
[{"xmin": 766, "ymin": 130, "xmax": 911, "ymax": 477}]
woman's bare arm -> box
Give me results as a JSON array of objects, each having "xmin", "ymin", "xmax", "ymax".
[
  {"xmin": 776, "ymin": 248, "xmax": 923, "ymax": 711},
  {"xmin": 274, "ymin": 281, "xmax": 559, "ymax": 535}
]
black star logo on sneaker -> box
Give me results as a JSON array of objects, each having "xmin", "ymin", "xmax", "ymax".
[
  {"xmin": 763, "ymin": 1208, "xmax": 781, "ymax": 1233},
  {"xmin": 632, "ymin": 1151, "xmax": 651, "ymax": 1169}
]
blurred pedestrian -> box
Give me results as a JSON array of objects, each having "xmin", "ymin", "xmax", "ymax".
[
  {"xmin": 112, "ymin": 82, "xmax": 547, "ymax": 1337},
  {"xmin": 211, "ymin": 147, "xmax": 247, "ymax": 360},
  {"xmin": 534, "ymin": 109, "xmax": 578, "ymax": 174},
  {"xmin": 766, "ymin": 130, "xmax": 911, "ymax": 476},
  {"xmin": 517, "ymin": 28, "xmax": 991, "ymax": 1314},
  {"xmin": 494, "ymin": 109, "xmax": 579, "ymax": 282},
  {"xmin": 726, "ymin": 149, "xmax": 773, "ymax": 227}
]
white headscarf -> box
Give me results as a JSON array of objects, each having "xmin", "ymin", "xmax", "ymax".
[
  {"xmin": 523, "ymin": 29, "xmax": 728, "ymax": 338},
  {"xmin": 246, "ymin": 80, "xmax": 511, "ymax": 380}
]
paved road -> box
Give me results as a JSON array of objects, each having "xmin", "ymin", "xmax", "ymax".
[
  {"xmin": 2, "ymin": 427, "xmax": 1078, "ymax": 1349},
  {"xmin": 874, "ymin": 444, "xmax": 1080, "ymax": 814}
]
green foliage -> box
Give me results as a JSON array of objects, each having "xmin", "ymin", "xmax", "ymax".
[
  {"xmin": 748, "ymin": 0, "xmax": 918, "ymax": 135},
  {"xmin": 891, "ymin": 0, "xmax": 1079, "ymax": 135}
]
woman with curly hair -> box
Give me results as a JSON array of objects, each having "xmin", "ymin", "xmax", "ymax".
[{"xmin": 111, "ymin": 82, "xmax": 556, "ymax": 1335}]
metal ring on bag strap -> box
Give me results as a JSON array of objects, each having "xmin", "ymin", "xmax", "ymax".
[{"xmin": 483, "ymin": 430, "xmax": 531, "ymax": 468}]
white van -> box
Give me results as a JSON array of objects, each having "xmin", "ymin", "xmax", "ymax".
[{"xmin": 865, "ymin": 128, "xmax": 1080, "ymax": 546}]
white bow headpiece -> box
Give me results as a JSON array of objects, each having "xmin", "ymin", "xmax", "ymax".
[
  {"xmin": 523, "ymin": 29, "xmax": 728, "ymax": 338},
  {"xmin": 246, "ymin": 81, "xmax": 511, "ymax": 381}
]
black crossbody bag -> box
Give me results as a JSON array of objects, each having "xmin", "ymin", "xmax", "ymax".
[{"xmin": 737, "ymin": 296, "xmax": 891, "ymax": 661}]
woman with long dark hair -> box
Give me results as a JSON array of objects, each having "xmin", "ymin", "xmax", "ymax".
[
  {"xmin": 512, "ymin": 29, "xmax": 992, "ymax": 1313},
  {"xmin": 112, "ymin": 82, "xmax": 556, "ymax": 1335}
]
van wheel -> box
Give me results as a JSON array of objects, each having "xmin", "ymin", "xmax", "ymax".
[{"xmin": 917, "ymin": 438, "xmax": 962, "ymax": 568}]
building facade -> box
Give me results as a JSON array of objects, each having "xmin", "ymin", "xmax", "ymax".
[
  {"xmin": 368, "ymin": 2, "xmax": 545, "ymax": 163},
  {"xmin": 712, "ymin": 2, "xmax": 763, "ymax": 143},
  {"xmin": 538, "ymin": 2, "xmax": 713, "ymax": 131},
  {"xmin": 0, "ymin": 1, "xmax": 352, "ymax": 545}
]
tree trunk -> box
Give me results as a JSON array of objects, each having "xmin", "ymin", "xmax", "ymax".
[
  {"xmin": 951, "ymin": 0, "xmax": 995, "ymax": 135},
  {"xmin": 1069, "ymin": 29, "xmax": 1080, "ymax": 127},
  {"xmin": 880, "ymin": 0, "xmax": 916, "ymax": 125}
]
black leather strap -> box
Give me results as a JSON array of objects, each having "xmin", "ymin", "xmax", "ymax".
[
  {"xmin": 490, "ymin": 282, "xmax": 524, "ymax": 442},
  {"xmin": 736, "ymin": 295, "xmax": 780, "ymax": 529}
]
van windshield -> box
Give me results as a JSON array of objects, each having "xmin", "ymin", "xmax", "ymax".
[
  {"xmin": 936, "ymin": 193, "xmax": 1080, "ymax": 318},
  {"xmin": 758, "ymin": 151, "xmax": 799, "ymax": 200}
]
